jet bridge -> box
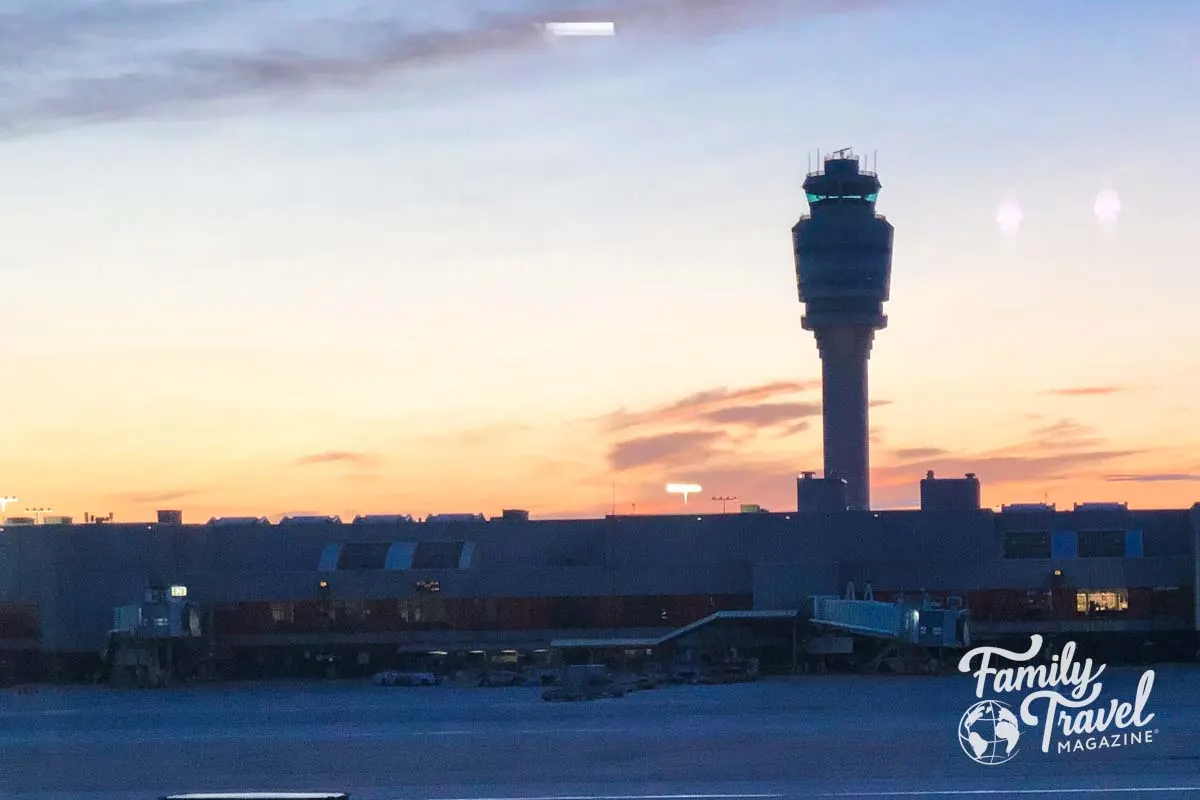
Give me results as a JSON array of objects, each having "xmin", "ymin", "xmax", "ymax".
[
  {"xmin": 809, "ymin": 583, "xmax": 970, "ymax": 649},
  {"xmin": 810, "ymin": 596, "xmax": 916, "ymax": 641}
]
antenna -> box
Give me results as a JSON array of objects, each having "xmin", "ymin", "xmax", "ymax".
[
  {"xmin": 873, "ymin": 149, "xmax": 878, "ymax": 173},
  {"xmin": 807, "ymin": 150, "xmax": 811, "ymax": 173}
]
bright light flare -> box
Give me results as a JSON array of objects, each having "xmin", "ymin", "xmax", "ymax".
[
  {"xmin": 996, "ymin": 194, "xmax": 1023, "ymax": 238},
  {"xmin": 666, "ymin": 483, "xmax": 702, "ymax": 503},
  {"xmin": 542, "ymin": 21, "xmax": 616, "ymax": 37},
  {"xmin": 1094, "ymin": 187, "xmax": 1121, "ymax": 226}
]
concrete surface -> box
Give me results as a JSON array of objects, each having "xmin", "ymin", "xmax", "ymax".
[{"xmin": 0, "ymin": 666, "xmax": 1198, "ymax": 800}]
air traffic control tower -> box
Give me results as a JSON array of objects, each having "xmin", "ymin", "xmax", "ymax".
[{"xmin": 792, "ymin": 148, "xmax": 893, "ymax": 511}]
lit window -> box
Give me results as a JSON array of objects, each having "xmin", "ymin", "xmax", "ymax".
[{"xmin": 1075, "ymin": 590, "xmax": 1129, "ymax": 614}]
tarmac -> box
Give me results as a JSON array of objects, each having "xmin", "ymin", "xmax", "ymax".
[{"xmin": 1, "ymin": 665, "xmax": 1198, "ymax": 800}]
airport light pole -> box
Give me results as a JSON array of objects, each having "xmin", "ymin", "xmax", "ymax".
[
  {"xmin": 712, "ymin": 496, "xmax": 738, "ymax": 514},
  {"xmin": 666, "ymin": 483, "xmax": 701, "ymax": 505},
  {"xmin": 0, "ymin": 496, "xmax": 16, "ymax": 524},
  {"xmin": 26, "ymin": 507, "xmax": 52, "ymax": 524}
]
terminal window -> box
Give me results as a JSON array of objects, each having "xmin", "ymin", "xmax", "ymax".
[
  {"xmin": 1075, "ymin": 590, "xmax": 1129, "ymax": 614},
  {"xmin": 336, "ymin": 542, "xmax": 391, "ymax": 570},
  {"xmin": 1003, "ymin": 531, "xmax": 1051, "ymax": 559},
  {"xmin": 412, "ymin": 541, "xmax": 466, "ymax": 569},
  {"xmin": 1077, "ymin": 530, "xmax": 1126, "ymax": 558}
]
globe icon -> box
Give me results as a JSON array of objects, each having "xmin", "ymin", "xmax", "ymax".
[{"xmin": 958, "ymin": 699, "xmax": 1021, "ymax": 765}]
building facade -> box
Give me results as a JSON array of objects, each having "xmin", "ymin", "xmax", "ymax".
[{"xmin": 0, "ymin": 477, "xmax": 1196, "ymax": 679}]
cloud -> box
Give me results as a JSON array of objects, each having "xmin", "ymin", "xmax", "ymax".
[
  {"xmin": 108, "ymin": 488, "xmax": 202, "ymax": 504},
  {"xmin": 893, "ymin": 447, "xmax": 948, "ymax": 461},
  {"xmin": 870, "ymin": 399, "xmax": 893, "ymax": 408},
  {"xmin": 1024, "ymin": 419, "xmax": 1104, "ymax": 451},
  {"xmin": 1045, "ymin": 386, "xmax": 1126, "ymax": 397},
  {"xmin": 608, "ymin": 430, "xmax": 726, "ymax": 472},
  {"xmin": 781, "ymin": 420, "xmax": 812, "ymax": 437},
  {"xmin": 597, "ymin": 379, "xmax": 824, "ymax": 472},
  {"xmin": 573, "ymin": 396, "xmax": 1163, "ymax": 513},
  {"xmin": 877, "ymin": 451, "xmax": 1139, "ymax": 488},
  {"xmin": 600, "ymin": 379, "xmax": 819, "ymax": 431},
  {"xmin": 871, "ymin": 416, "xmax": 1144, "ymax": 492},
  {"xmin": 1105, "ymin": 473, "xmax": 1200, "ymax": 483},
  {"xmin": 0, "ymin": 0, "xmax": 900, "ymax": 136},
  {"xmin": 700, "ymin": 401, "xmax": 821, "ymax": 428},
  {"xmin": 0, "ymin": 0, "xmax": 266, "ymax": 65},
  {"xmin": 295, "ymin": 450, "xmax": 383, "ymax": 467}
]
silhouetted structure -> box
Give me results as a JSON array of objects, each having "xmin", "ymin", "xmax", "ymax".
[
  {"xmin": 793, "ymin": 148, "xmax": 893, "ymax": 510},
  {"xmin": 920, "ymin": 472, "xmax": 982, "ymax": 512},
  {"xmin": 796, "ymin": 471, "xmax": 848, "ymax": 513}
]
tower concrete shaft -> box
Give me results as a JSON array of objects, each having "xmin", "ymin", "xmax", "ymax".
[
  {"xmin": 792, "ymin": 148, "xmax": 893, "ymax": 511},
  {"xmin": 815, "ymin": 326, "xmax": 875, "ymax": 511}
]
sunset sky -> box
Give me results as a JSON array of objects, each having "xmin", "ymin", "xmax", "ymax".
[{"xmin": 1, "ymin": 0, "xmax": 1198, "ymax": 523}]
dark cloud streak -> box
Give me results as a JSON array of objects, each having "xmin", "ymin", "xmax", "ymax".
[
  {"xmin": 108, "ymin": 487, "xmax": 202, "ymax": 504},
  {"xmin": 1106, "ymin": 473, "xmax": 1200, "ymax": 483},
  {"xmin": 0, "ymin": 0, "xmax": 901, "ymax": 136},
  {"xmin": 1045, "ymin": 386, "xmax": 1126, "ymax": 397},
  {"xmin": 295, "ymin": 450, "xmax": 382, "ymax": 467}
]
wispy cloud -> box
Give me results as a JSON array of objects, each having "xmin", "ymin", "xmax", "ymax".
[
  {"xmin": 1045, "ymin": 385, "xmax": 1126, "ymax": 397},
  {"xmin": 892, "ymin": 447, "xmax": 947, "ymax": 461},
  {"xmin": 1024, "ymin": 419, "xmax": 1105, "ymax": 451},
  {"xmin": 0, "ymin": 0, "xmax": 900, "ymax": 136},
  {"xmin": 700, "ymin": 401, "xmax": 821, "ymax": 427},
  {"xmin": 295, "ymin": 450, "xmax": 383, "ymax": 467},
  {"xmin": 107, "ymin": 487, "xmax": 203, "ymax": 504},
  {"xmin": 876, "ymin": 450, "xmax": 1139, "ymax": 487},
  {"xmin": 598, "ymin": 379, "xmax": 824, "ymax": 472},
  {"xmin": 608, "ymin": 430, "xmax": 726, "ymax": 471},
  {"xmin": 1105, "ymin": 473, "xmax": 1200, "ymax": 483},
  {"xmin": 600, "ymin": 379, "xmax": 819, "ymax": 431},
  {"xmin": 873, "ymin": 417, "xmax": 1139, "ymax": 490}
]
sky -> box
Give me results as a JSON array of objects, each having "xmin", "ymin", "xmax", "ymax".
[{"xmin": 0, "ymin": 0, "xmax": 1198, "ymax": 523}]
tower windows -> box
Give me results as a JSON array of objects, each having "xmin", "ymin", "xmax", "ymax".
[{"xmin": 807, "ymin": 194, "xmax": 875, "ymax": 204}]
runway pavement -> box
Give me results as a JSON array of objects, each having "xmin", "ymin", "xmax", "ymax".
[{"xmin": 1, "ymin": 665, "xmax": 1197, "ymax": 800}]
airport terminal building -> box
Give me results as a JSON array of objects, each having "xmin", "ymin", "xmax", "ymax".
[
  {"xmin": 4, "ymin": 151, "xmax": 1194, "ymax": 682},
  {"xmin": 0, "ymin": 471, "xmax": 1196, "ymax": 681}
]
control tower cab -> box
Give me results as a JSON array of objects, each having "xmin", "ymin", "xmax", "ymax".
[{"xmin": 792, "ymin": 148, "xmax": 894, "ymax": 511}]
